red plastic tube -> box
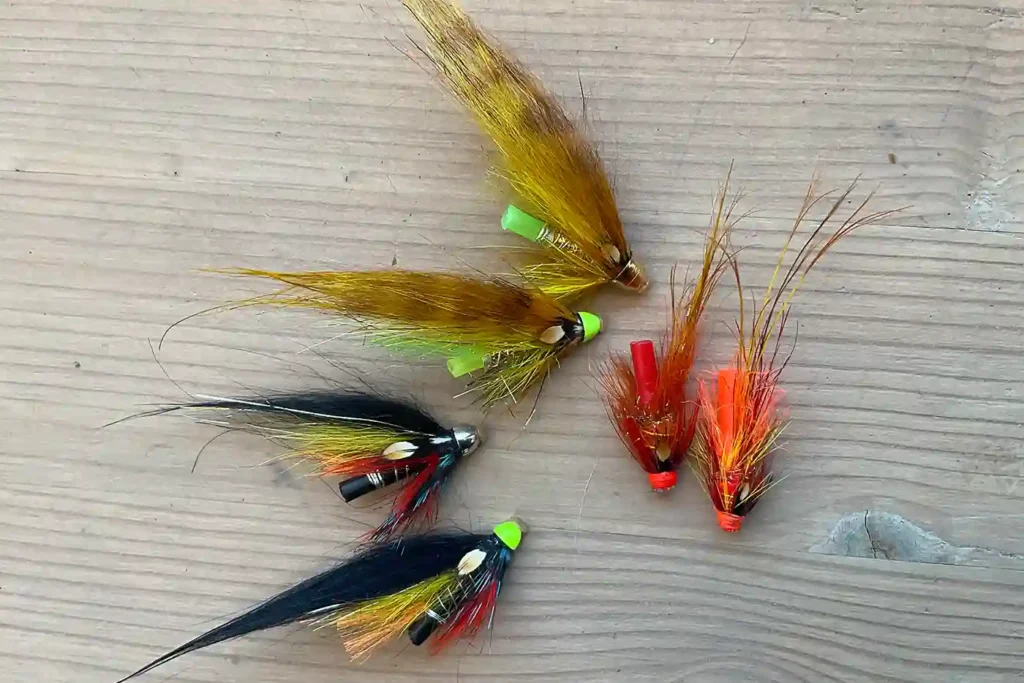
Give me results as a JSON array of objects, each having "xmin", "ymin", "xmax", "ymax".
[{"xmin": 629, "ymin": 340, "xmax": 658, "ymax": 409}]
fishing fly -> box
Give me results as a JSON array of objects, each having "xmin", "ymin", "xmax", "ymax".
[
  {"xmin": 403, "ymin": 0, "xmax": 647, "ymax": 300},
  {"xmin": 230, "ymin": 268, "xmax": 602, "ymax": 409},
  {"xmin": 165, "ymin": 391, "xmax": 480, "ymax": 542},
  {"xmin": 600, "ymin": 183, "xmax": 735, "ymax": 491},
  {"xmin": 691, "ymin": 178, "xmax": 898, "ymax": 531},
  {"xmin": 116, "ymin": 518, "xmax": 526, "ymax": 680}
]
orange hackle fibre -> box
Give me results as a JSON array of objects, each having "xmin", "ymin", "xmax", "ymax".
[
  {"xmin": 692, "ymin": 177, "xmax": 900, "ymax": 532},
  {"xmin": 599, "ymin": 181, "xmax": 736, "ymax": 491},
  {"xmin": 403, "ymin": 0, "xmax": 646, "ymax": 301}
]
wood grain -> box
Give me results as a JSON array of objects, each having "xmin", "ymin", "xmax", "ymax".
[{"xmin": 1, "ymin": 0, "xmax": 1023, "ymax": 681}]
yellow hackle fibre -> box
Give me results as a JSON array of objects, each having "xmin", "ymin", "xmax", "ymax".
[
  {"xmin": 184, "ymin": 398, "xmax": 431, "ymax": 477},
  {"xmin": 291, "ymin": 424, "xmax": 418, "ymax": 477},
  {"xmin": 403, "ymin": 0, "xmax": 646, "ymax": 300},
  {"xmin": 328, "ymin": 573, "xmax": 457, "ymax": 660},
  {"xmin": 229, "ymin": 268, "xmax": 600, "ymax": 409}
]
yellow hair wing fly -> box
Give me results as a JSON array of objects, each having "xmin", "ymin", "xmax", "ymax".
[
  {"xmin": 403, "ymin": 0, "xmax": 646, "ymax": 299},
  {"xmin": 230, "ymin": 268, "xmax": 602, "ymax": 408}
]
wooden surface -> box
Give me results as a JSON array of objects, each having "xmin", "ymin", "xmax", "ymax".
[{"xmin": 2, "ymin": 1, "xmax": 1024, "ymax": 681}]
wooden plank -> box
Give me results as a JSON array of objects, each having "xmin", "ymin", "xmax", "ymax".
[{"xmin": 1, "ymin": 0, "xmax": 1023, "ymax": 680}]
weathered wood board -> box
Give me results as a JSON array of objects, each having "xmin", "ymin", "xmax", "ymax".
[{"xmin": 1, "ymin": 1, "xmax": 1022, "ymax": 681}]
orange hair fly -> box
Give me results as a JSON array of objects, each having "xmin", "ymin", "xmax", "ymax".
[
  {"xmin": 600, "ymin": 177, "xmax": 737, "ymax": 490},
  {"xmin": 692, "ymin": 178, "xmax": 900, "ymax": 532}
]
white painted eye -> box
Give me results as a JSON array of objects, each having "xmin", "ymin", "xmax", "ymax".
[
  {"xmin": 602, "ymin": 243, "xmax": 621, "ymax": 263},
  {"xmin": 382, "ymin": 441, "xmax": 418, "ymax": 460},
  {"xmin": 736, "ymin": 482, "xmax": 751, "ymax": 503},
  {"xmin": 457, "ymin": 549, "xmax": 487, "ymax": 575},
  {"xmin": 540, "ymin": 325, "xmax": 566, "ymax": 345}
]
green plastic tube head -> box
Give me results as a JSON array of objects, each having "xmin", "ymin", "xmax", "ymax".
[
  {"xmin": 578, "ymin": 311, "xmax": 602, "ymax": 342},
  {"xmin": 493, "ymin": 517, "xmax": 527, "ymax": 550},
  {"xmin": 447, "ymin": 352, "xmax": 486, "ymax": 378},
  {"xmin": 501, "ymin": 205, "xmax": 546, "ymax": 243}
]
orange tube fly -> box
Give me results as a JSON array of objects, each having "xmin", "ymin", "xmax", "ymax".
[
  {"xmin": 692, "ymin": 178, "xmax": 900, "ymax": 532},
  {"xmin": 599, "ymin": 182, "xmax": 736, "ymax": 491},
  {"xmin": 403, "ymin": 0, "xmax": 647, "ymax": 301}
]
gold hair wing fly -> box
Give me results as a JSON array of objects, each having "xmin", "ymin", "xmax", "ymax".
[
  {"xmin": 692, "ymin": 179, "xmax": 900, "ymax": 532},
  {"xmin": 233, "ymin": 269, "xmax": 601, "ymax": 409},
  {"xmin": 403, "ymin": 0, "xmax": 646, "ymax": 301}
]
